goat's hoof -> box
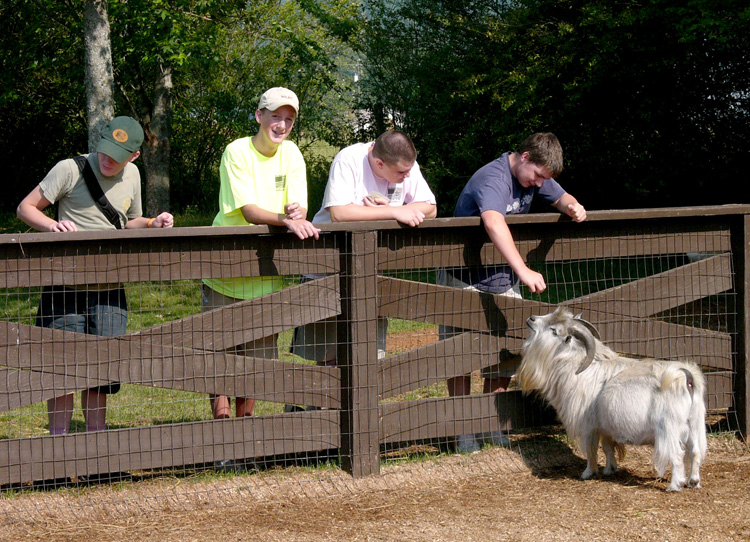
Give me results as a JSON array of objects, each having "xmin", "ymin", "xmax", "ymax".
[
  {"xmin": 666, "ymin": 482, "xmax": 685, "ymax": 492},
  {"xmin": 581, "ymin": 468, "xmax": 597, "ymax": 480},
  {"xmin": 688, "ymin": 479, "xmax": 701, "ymax": 489},
  {"xmin": 602, "ymin": 467, "xmax": 617, "ymax": 476}
]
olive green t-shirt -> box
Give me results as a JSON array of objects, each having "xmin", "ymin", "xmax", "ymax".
[{"xmin": 39, "ymin": 153, "xmax": 142, "ymax": 231}]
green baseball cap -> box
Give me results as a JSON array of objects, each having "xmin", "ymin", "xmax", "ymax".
[{"xmin": 97, "ymin": 116, "xmax": 144, "ymax": 163}]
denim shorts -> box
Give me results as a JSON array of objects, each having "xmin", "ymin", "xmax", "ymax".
[{"xmin": 36, "ymin": 286, "xmax": 127, "ymax": 394}]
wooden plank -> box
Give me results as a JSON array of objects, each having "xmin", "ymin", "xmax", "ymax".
[
  {"xmin": 0, "ymin": 410, "xmax": 340, "ymax": 486},
  {"xmin": 0, "ymin": 236, "xmax": 340, "ymax": 288},
  {"xmin": 570, "ymin": 313, "xmax": 733, "ymax": 372},
  {"xmin": 339, "ymin": 231, "xmax": 381, "ymax": 477},
  {"xmin": 561, "ymin": 253, "xmax": 733, "ymax": 318},
  {"xmin": 0, "ymin": 368, "xmax": 110, "ymax": 412},
  {"xmin": 377, "ymin": 221, "xmax": 731, "ymax": 270},
  {"xmin": 705, "ymin": 371, "xmax": 733, "ymax": 412},
  {"xmin": 2, "ymin": 205, "xmax": 749, "ymax": 248},
  {"xmin": 378, "ymin": 277, "xmax": 731, "ymax": 370},
  {"xmin": 378, "ymin": 276, "xmax": 549, "ymax": 332},
  {"xmin": 133, "ymin": 274, "xmax": 341, "ymax": 350},
  {"xmin": 0, "ymin": 322, "xmax": 341, "ymax": 408},
  {"xmin": 730, "ymin": 214, "xmax": 749, "ymax": 437},
  {"xmin": 379, "ymin": 392, "xmax": 557, "ymax": 444},
  {"xmin": 380, "ymin": 332, "xmax": 523, "ymax": 400}
]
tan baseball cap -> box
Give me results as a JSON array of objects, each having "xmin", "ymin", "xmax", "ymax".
[{"xmin": 258, "ymin": 87, "xmax": 299, "ymax": 113}]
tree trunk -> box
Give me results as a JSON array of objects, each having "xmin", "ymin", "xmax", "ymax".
[
  {"xmin": 141, "ymin": 63, "xmax": 173, "ymax": 215},
  {"xmin": 83, "ymin": 0, "xmax": 114, "ymax": 152}
]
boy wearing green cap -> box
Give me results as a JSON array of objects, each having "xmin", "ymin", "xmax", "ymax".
[{"xmin": 17, "ymin": 116, "xmax": 174, "ymax": 435}]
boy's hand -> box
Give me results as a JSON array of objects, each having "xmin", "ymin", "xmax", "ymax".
[
  {"xmin": 364, "ymin": 192, "xmax": 389, "ymax": 206},
  {"xmin": 285, "ymin": 218, "xmax": 320, "ymax": 240},
  {"xmin": 284, "ymin": 202, "xmax": 305, "ymax": 221},
  {"xmin": 50, "ymin": 220, "xmax": 78, "ymax": 232},
  {"xmin": 152, "ymin": 212, "xmax": 174, "ymax": 228},
  {"xmin": 518, "ymin": 267, "xmax": 546, "ymax": 293},
  {"xmin": 393, "ymin": 206, "xmax": 426, "ymax": 227},
  {"xmin": 568, "ymin": 203, "xmax": 587, "ymax": 222}
]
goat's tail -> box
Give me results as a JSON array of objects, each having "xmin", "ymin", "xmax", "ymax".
[{"xmin": 660, "ymin": 364, "xmax": 705, "ymax": 399}]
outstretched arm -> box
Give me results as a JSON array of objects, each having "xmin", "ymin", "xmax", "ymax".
[{"xmin": 481, "ymin": 209, "xmax": 546, "ymax": 293}]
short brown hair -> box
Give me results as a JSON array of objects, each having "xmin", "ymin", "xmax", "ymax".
[
  {"xmin": 517, "ymin": 133, "xmax": 563, "ymax": 177},
  {"xmin": 371, "ymin": 130, "xmax": 417, "ymax": 165}
]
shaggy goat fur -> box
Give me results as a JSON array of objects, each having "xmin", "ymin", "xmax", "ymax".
[{"xmin": 517, "ymin": 307, "xmax": 707, "ymax": 491}]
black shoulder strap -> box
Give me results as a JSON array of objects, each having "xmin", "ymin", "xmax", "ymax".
[{"xmin": 72, "ymin": 155, "xmax": 123, "ymax": 229}]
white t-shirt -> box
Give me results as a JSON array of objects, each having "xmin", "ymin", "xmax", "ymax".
[{"xmin": 312, "ymin": 142, "xmax": 436, "ymax": 224}]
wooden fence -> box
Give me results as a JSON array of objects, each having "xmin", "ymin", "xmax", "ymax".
[{"xmin": 0, "ymin": 204, "xmax": 748, "ymax": 484}]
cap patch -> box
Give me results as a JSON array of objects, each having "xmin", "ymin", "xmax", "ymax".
[{"xmin": 113, "ymin": 129, "xmax": 129, "ymax": 143}]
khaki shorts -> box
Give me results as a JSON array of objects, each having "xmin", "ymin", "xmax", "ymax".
[{"xmin": 290, "ymin": 316, "xmax": 388, "ymax": 363}]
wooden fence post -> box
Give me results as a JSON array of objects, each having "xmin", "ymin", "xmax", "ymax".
[
  {"xmin": 339, "ymin": 230, "xmax": 381, "ymax": 476},
  {"xmin": 731, "ymin": 214, "xmax": 750, "ymax": 439}
]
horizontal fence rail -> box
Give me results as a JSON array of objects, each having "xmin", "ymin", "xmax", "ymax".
[{"xmin": 0, "ymin": 205, "xmax": 747, "ymax": 486}]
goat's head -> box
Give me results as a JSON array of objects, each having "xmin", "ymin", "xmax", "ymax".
[{"xmin": 524, "ymin": 307, "xmax": 601, "ymax": 375}]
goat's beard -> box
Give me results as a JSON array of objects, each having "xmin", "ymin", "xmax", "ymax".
[{"xmin": 518, "ymin": 331, "xmax": 585, "ymax": 395}]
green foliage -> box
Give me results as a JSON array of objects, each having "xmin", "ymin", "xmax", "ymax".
[
  {"xmin": 0, "ymin": 1, "xmax": 88, "ymax": 210},
  {"xmin": 0, "ymin": 1, "xmax": 363, "ymax": 215},
  {"xmin": 359, "ymin": 0, "xmax": 750, "ymax": 215}
]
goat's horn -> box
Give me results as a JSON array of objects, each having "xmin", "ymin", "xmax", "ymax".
[
  {"xmin": 572, "ymin": 325, "xmax": 597, "ymax": 375},
  {"xmin": 574, "ymin": 316, "xmax": 601, "ymax": 340}
]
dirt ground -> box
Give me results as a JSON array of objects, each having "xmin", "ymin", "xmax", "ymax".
[
  {"xmin": 1, "ymin": 436, "xmax": 748, "ymax": 542},
  {"xmin": 1, "ymin": 330, "xmax": 747, "ymax": 541}
]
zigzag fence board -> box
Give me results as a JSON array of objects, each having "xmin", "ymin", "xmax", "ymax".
[{"xmin": 0, "ymin": 205, "xmax": 748, "ymax": 488}]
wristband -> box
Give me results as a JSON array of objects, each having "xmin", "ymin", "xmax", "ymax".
[{"xmin": 147, "ymin": 217, "xmax": 155, "ymax": 228}]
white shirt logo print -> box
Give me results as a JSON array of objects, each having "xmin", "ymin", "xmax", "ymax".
[
  {"xmin": 507, "ymin": 193, "xmax": 533, "ymax": 214},
  {"xmin": 387, "ymin": 184, "xmax": 405, "ymax": 206}
]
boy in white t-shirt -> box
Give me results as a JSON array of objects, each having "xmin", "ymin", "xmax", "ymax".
[
  {"xmin": 288, "ymin": 131, "xmax": 436, "ymax": 395},
  {"xmin": 312, "ymin": 130, "xmax": 437, "ymax": 225}
]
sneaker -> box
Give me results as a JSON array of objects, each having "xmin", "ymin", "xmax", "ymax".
[
  {"xmin": 214, "ymin": 459, "xmax": 257, "ymax": 473},
  {"xmin": 284, "ymin": 404, "xmax": 321, "ymax": 412},
  {"xmin": 477, "ymin": 431, "xmax": 512, "ymax": 447},
  {"xmin": 455, "ymin": 434, "xmax": 480, "ymax": 454},
  {"xmin": 214, "ymin": 459, "xmax": 236, "ymax": 472}
]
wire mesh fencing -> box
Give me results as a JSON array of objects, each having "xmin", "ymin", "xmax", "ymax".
[{"xmin": 0, "ymin": 207, "xmax": 747, "ymax": 522}]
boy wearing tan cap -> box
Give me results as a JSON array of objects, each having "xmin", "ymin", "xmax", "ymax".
[
  {"xmin": 202, "ymin": 87, "xmax": 319, "ymax": 430},
  {"xmin": 17, "ymin": 116, "xmax": 174, "ymax": 435}
]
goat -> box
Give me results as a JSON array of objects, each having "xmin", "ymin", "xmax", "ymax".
[{"xmin": 517, "ymin": 306, "xmax": 707, "ymax": 491}]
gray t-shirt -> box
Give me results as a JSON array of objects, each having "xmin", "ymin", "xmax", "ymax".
[
  {"xmin": 452, "ymin": 152, "xmax": 565, "ymax": 292},
  {"xmin": 39, "ymin": 153, "xmax": 142, "ymax": 231}
]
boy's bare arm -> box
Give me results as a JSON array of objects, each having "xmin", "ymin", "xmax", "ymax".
[
  {"xmin": 480, "ymin": 209, "xmax": 546, "ymax": 293},
  {"xmin": 553, "ymin": 193, "xmax": 587, "ymax": 222},
  {"xmin": 329, "ymin": 202, "xmax": 435, "ymax": 227},
  {"xmin": 241, "ymin": 203, "xmax": 320, "ymax": 240},
  {"xmin": 17, "ymin": 186, "xmax": 77, "ymax": 232}
]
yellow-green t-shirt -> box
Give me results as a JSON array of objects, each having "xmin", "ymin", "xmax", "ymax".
[{"xmin": 203, "ymin": 137, "xmax": 307, "ymax": 299}]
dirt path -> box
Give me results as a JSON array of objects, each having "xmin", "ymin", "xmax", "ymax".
[{"xmin": 2, "ymin": 438, "xmax": 748, "ymax": 542}]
